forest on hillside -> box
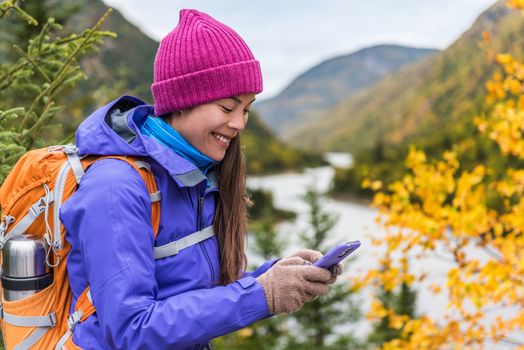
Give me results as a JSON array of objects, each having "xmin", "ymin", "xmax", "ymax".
[{"xmin": 317, "ymin": 1, "xmax": 524, "ymax": 200}]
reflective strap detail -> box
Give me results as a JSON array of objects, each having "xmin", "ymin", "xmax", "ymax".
[
  {"xmin": 150, "ymin": 191, "xmax": 161, "ymax": 203},
  {"xmin": 134, "ymin": 160, "xmax": 151, "ymax": 172},
  {"xmin": 175, "ymin": 169, "xmax": 206, "ymax": 187},
  {"xmin": 64, "ymin": 145, "xmax": 84, "ymax": 184},
  {"xmin": 0, "ymin": 309, "xmax": 56, "ymax": 350},
  {"xmin": 55, "ymin": 310, "xmax": 83, "ymax": 350},
  {"xmin": 133, "ymin": 160, "xmax": 160, "ymax": 203},
  {"xmin": 0, "ymin": 196, "xmax": 54, "ymax": 250},
  {"xmin": 13, "ymin": 326, "xmax": 49, "ymax": 350},
  {"xmin": 2, "ymin": 310, "xmax": 56, "ymax": 328},
  {"xmin": 67, "ymin": 310, "xmax": 82, "ymax": 331},
  {"xmin": 154, "ymin": 225, "xmax": 215, "ymax": 260},
  {"xmin": 86, "ymin": 290, "xmax": 92, "ymax": 303}
]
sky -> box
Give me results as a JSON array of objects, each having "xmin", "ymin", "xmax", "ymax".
[{"xmin": 102, "ymin": 0, "xmax": 498, "ymax": 101}]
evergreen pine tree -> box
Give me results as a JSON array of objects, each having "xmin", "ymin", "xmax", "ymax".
[
  {"xmin": 0, "ymin": 0, "xmax": 115, "ymax": 182},
  {"xmin": 284, "ymin": 186, "xmax": 365, "ymax": 350},
  {"xmin": 0, "ymin": 2, "xmax": 114, "ymax": 347},
  {"xmin": 214, "ymin": 200, "xmax": 289, "ymax": 350}
]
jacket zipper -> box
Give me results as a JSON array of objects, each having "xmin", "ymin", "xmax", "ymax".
[
  {"xmin": 198, "ymin": 196, "xmax": 204, "ymax": 231},
  {"xmin": 197, "ymin": 195, "xmax": 216, "ymax": 285}
]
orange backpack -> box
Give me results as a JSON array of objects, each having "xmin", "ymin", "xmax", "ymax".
[{"xmin": 0, "ymin": 144, "xmax": 161, "ymax": 349}]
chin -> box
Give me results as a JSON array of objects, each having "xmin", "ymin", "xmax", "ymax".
[
  {"xmin": 207, "ymin": 150, "xmax": 225, "ymax": 162},
  {"xmin": 211, "ymin": 154, "xmax": 225, "ymax": 162}
]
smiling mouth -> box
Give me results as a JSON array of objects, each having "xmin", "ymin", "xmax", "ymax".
[{"xmin": 212, "ymin": 132, "xmax": 232, "ymax": 145}]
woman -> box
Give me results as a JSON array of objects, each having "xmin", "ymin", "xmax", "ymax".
[{"xmin": 60, "ymin": 9, "xmax": 342, "ymax": 349}]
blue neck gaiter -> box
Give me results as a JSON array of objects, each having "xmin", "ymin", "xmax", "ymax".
[{"xmin": 140, "ymin": 115, "xmax": 218, "ymax": 174}]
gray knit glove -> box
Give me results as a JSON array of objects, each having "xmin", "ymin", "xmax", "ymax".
[
  {"xmin": 287, "ymin": 249, "xmax": 344, "ymax": 284},
  {"xmin": 257, "ymin": 256, "xmax": 332, "ymax": 315}
]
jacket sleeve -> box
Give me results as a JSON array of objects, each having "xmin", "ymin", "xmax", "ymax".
[
  {"xmin": 60, "ymin": 159, "xmax": 270, "ymax": 349},
  {"xmin": 242, "ymin": 259, "xmax": 280, "ymax": 279}
]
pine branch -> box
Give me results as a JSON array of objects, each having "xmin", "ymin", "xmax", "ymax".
[
  {"xmin": 0, "ymin": 60, "xmax": 31, "ymax": 91},
  {"xmin": 0, "ymin": 107, "xmax": 25, "ymax": 123},
  {"xmin": 51, "ymin": 8, "xmax": 112, "ymax": 87},
  {"xmin": 22, "ymin": 101, "xmax": 56, "ymax": 144},
  {"xmin": 0, "ymin": 0, "xmax": 37, "ymax": 25},
  {"xmin": 19, "ymin": 8, "xmax": 113, "ymax": 131},
  {"xmin": 36, "ymin": 17, "xmax": 54, "ymax": 55},
  {"xmin": 59, "ymin": 132, "xmax": 75, "ymax": 145},
  {"xmin": 13, "ymin": 44, "xmax": 51, "ymax": 82}
]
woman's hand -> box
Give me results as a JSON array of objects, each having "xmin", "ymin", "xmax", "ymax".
[
  {"xmin": 286, "ymin": 249, "xmax": 344, "ymax": 284},
  {"xmin": 256, "ymin": 256, "xmax": 332, "ymax": 314}
]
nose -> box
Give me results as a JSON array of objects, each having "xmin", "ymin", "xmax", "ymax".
[{"xmin": 228, "ymin": 111, "xmax": 247, "ymax": 132}]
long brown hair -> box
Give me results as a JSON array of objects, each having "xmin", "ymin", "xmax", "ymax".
[
  {"xmin": 214, "ymin": 135, "xmax": 250, "ymax": 285},
  {"xmin": 160, "ymin": 112, "xmax": 250, "ymax": 285}
]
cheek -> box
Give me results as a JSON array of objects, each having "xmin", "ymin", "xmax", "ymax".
[
  {"xmin": 187, "ymin": 125, "xmax": 209, "ymax": 141},
  {"xmin": 192, "ymin": 127, "xmax": 215, "ymax": 152}
]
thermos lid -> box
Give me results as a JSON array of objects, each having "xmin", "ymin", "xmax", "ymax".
[{"xmin": 2, "ymin": 236, "xmax": 50, "ymax": 278}]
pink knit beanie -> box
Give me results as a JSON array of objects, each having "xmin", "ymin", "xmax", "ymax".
[{"xmin": 151, "ymin": 9, "xmax": 263, "ymax": 115}]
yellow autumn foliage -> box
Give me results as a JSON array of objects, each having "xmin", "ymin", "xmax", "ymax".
[
  {"xmin": 508, "ymin": 0, "xmax": 524, "ymax": 10},
  {"xmin": 361, "ymin": 1, "xmax": 524, "ymax": 348}
]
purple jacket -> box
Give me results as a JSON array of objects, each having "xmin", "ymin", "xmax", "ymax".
[{"xmin": 60, "ymin": 96, "xmax": 275, "ymax": 350}]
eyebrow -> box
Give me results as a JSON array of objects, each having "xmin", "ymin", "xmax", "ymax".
[{"xmin": 230, "ymin": 97, "xmax": 256, "ymax": 105}]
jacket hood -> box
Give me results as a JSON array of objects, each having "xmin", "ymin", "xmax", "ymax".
[
  {"xmin": 76, "ymin": 95, "xmax": 149, "ymax": 157},
  {"xmin": 76, "ymin": 95, "xmax": 212, "ymax": 187}
]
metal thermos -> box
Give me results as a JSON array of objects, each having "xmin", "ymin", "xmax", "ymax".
[{"xmin": 1, "ymin": 236, "xmax": 52, "ymax": 301}]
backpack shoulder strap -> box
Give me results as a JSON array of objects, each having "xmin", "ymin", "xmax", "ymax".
[
  {"xmin": 55, "ymin": 155, "xmax": 161, "ymax": 350},
  {"xmin": 80, "ymin": 155, "xmax": 161, "ymax": 236}
]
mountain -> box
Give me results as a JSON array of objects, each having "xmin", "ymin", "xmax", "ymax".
[
  {"xmin": 241, "ymin": 111, "xmax": 325, "ymax": 174},
  {"xmin": 290, "ymin": 0, "xmax": 522, "ymax": 154},
  {"xmin": 254, "ymin": 45, "xmax": 438, "ymax": 138},
  {"xmin": 63, "ymin": 0, "xmax": 156, "ymax": 125}
]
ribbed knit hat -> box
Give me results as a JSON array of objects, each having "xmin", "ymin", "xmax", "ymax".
[{"xmin": 151, "ymin": 9, "xmax": 263, "ymax": 115}]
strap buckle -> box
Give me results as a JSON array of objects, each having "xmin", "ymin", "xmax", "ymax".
[
  {"xmin": 63, "ymin": 144, "xmax": 79, "ymax": 156},
  {"xmin": 67, "ymin": 310, "xmax": 83, "ymax": 331},
  {"xmin": 29, "ymin": 197, "xmax": 46, "ymax": 218},
  {"xmin": 49, "ymin": 312, "xmax": 57, "ymax": 328}
]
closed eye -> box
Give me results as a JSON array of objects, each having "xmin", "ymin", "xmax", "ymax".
[{"xmin": 220, "ymin": 105, "xmax": 233, "ymax": 113}]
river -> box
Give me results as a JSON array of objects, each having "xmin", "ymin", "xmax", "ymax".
[
  {"xmin": 246, "ymin": 156, "xmax": 516, "ymax": 347},
  {"xmin": 247, "ymin": 165, "xmax": 376, "ymax": 335}
]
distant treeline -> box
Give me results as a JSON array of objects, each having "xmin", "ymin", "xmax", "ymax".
[{"xmin": 330, "ymin": 2, "xmax": 524, "ymax": 201}]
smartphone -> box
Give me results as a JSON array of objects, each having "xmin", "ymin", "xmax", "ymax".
[{"xmin": 313, "ymin": 241, "xmax": 361, "ymax": 269}]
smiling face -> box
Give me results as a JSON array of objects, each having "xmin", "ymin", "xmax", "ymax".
[{"xmin": 167, "ymin": 93, "xmax": 256, "ymax": 161}]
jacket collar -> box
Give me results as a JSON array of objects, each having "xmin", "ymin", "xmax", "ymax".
[
  {"xmin": 128, "ymin": 105, "xmax": 217, "ymax": 188},
  {"xmin": 77, "ymin": 95, "xmax": 217, "ymax": 189}
]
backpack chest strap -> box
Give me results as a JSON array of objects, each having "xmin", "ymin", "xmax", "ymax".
[{"xmin": 0, "ymin": 305, "xmax": 57, "ymax": 350}]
